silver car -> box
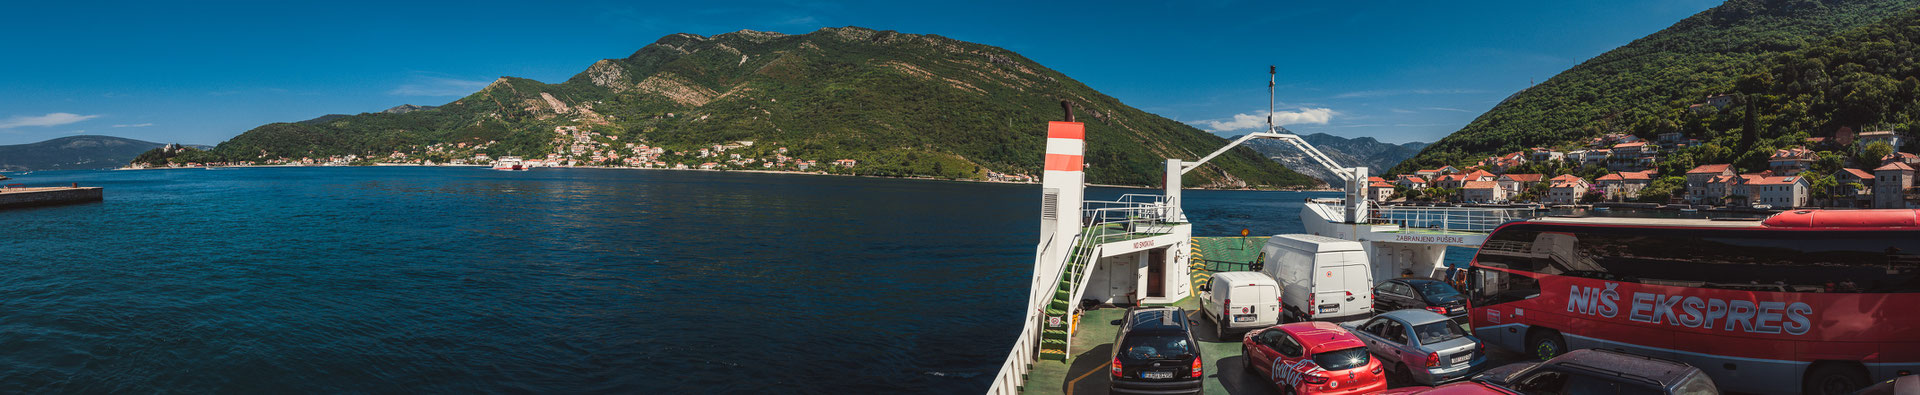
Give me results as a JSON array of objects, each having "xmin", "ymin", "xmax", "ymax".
[{"xmin": 1351, "ymin": 309, "xmax": 1486, "ymax": 385}]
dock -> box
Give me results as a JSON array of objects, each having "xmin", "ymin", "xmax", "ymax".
[{"xmin": 0, "ymin": 186, "xmax": 104, "ymax": 209}]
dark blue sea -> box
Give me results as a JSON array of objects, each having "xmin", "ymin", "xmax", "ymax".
[{"xmin": 0, "ymin": 167, "xmax": 1357, "ymax": 393}]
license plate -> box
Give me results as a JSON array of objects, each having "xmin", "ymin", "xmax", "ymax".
[
  {"xmin": 1234, "ymin": 315, "xmax": 1256, "ymax": 322},
  {"xmin": 1143, "ymin": 371, "xmax": 1173, "ymax": 379},
  {"xmin": 1449, "ymin": 307, "xmax": 1461, "ymax": 314},
  {"xmin": 1452, "ymin": 354, "xmax": 1471, "ymax": 364},
  {"xmin": 1319, "ymin": 306, "xmax": 1338, "ymax": 314}
]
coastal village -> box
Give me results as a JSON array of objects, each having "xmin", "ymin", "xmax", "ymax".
[
  {"xmin": 1367, "ymin": 124, "xmax": 1920, "ymax": 210},
  {"xmin": 122, "ymin": 125, "xmax": 1044, "ymax": 183}
]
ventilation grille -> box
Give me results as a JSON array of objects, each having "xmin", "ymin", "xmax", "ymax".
[{"xmin": 1041, "ymin": 188, "xmax": 1059, "ymax": 220}]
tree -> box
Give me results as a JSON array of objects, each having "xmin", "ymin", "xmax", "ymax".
[
  {"xmin": 1804, "ymin": 173, "xmax": 1835, "ymax": 206},
  {"xmin": 1859, "ymin": 141, "xmax": 1895, "ymax": 169}
]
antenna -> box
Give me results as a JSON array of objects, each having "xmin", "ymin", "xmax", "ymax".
[{"xmin": 1268, "ymin": 65, "xmax": 1277, "ymax": 134}]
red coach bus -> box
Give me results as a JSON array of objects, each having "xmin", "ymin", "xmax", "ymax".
[{"xmin": 1465, "ymin": 211, "xmax": 1920, "ymax": 395}]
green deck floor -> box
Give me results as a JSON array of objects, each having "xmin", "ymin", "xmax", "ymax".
[{"xmin": 1021, "ymin": 236, "xmax": 1281, "ymax": 395}]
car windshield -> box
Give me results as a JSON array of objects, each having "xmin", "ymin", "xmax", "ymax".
[
  {"xmin": 1312, "ymin": 347, "xmax": 1372, "ymax": 371},
  {"xmin": 1412, "ymin": 321, "xmax": 1465, "ymax": 344},
  {"xmin": 1120, "ymin": 335, "xmax": 1193, "ymax": 361},
  {"xmin": 1413, "ymin": 281, "xmax": 1463, "ymax": 304}
]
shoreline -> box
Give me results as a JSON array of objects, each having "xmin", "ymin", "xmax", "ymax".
[{"xmin": 96, "ymin": 163, "xmax": 1331, "ymax": 191}]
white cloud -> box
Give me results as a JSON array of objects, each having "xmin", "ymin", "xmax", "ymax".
[
  {"xmin": 1390, "ymin": 108, "xmax": 1416, "ymax": 114},
  {"xmin": 0, "ymin": 113, "xmax": 101, "ymax": 129},
  {"xmin": 389, "ymin": 77, "xmax": 491, "ymax": 97},
  {"xmin": 1196, "ymin": 108, "xmax": 1337, "ymax": 132},
  {"xmin": 112, "ymin": 123, "xmax": 154, "ymax": 128}
]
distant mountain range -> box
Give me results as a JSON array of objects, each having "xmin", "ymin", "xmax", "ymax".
[
  {"xmin": 1240, "ymin": 130, "xmax": 1427, "ymax": 187},
  {"xmin": 0, "ymin": 136, "xmax": 200, "ymax": 171},
  {"xmin": 144, "ymin": 26, "xmax": 1313, "ymax": 188}
]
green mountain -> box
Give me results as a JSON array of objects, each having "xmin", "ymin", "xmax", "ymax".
[
  {"xmin": 1393, "ymin": 0, "xmax": 1920, "ymax": 175},
  {"xmin": 0, "ymin": 135, "xmax": 174, "ymax": 171},
  {"xmin": 153, "ymin": 27, "xmax": 1312, "ymax": 188}
]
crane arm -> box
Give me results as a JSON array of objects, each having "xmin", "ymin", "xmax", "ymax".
[{"xmin": 1180, "ymin": 131, "xmax": 1357, "ymax": 184}]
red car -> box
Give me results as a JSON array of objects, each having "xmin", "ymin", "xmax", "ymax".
[
  {"xmin": 1241, "ymin": 321, "xmax": 1387, "ymax": 394},
  {"xmin": 1379, "ymin": 381, "xmax": 1520, "ymax": 395}
]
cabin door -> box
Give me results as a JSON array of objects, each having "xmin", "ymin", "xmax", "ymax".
[{"xmin": 1147, "ymin": 248, "xmax": 1166, "ymax": 298}]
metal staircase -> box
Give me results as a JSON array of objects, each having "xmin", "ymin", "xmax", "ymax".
[{"xmin": 1038, "ymin": 225, "xmax": 1102, "ymax": 361}]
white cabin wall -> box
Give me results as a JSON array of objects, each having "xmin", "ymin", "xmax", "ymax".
[{"xmin": 1369, "ymin": 242, "xmax": 1449, "ymax": 283}]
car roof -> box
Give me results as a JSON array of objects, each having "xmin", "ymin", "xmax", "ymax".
[
  {"xmin": 1276, "ymin": 321, "xmax": 1366, "ymax": 353},
  {"xmin": 1547, "ymin": 349, "xmax": 1699, "ymax": 386},
  {"xmin": 1126, "ymin": 307, "xmax": 1190, "ymax": 333},
  {"xmin": 1378, "ymin": 309, "xmax": 1453, "ymax": 325},
  {"xmin": 1394, "ymin": 277, "xmax": 1447, "ymax": 286}
]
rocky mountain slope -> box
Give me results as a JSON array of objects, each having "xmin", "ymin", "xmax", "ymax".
[
  {"xmin": 1244, "ymin": 131, "xmax": 1426, "ymax": 187},
  {"xmin": 161, "ymin": 27, "xmax": 1314, "ymax": 188}
]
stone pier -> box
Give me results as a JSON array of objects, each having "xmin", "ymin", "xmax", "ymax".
[{"xmin": 0, "ymin": 187, "xmax": 104, "ymax": 209}]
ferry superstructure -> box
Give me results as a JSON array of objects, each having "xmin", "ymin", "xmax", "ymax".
[{"xmin": 988, "ymin": 73, "xmax": 1521, "ymax": 394}]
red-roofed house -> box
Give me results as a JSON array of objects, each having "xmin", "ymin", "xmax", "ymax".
[
  {"xmin": 1874, "ymin": 162, "xmax": 1916, "ymax": 209},
  {"xmin": 1883, "ymin": 152, "xmax": 1920, "ymax": 166},
  {"xmin": 1594, "ymin": 171, "xmax": 1654, "ymax": 201},
  {"xmin": 1686, "ymin": 164, "xmax": 1736, "ymax": 204},
  {"xmin": 1432, "ymin": 174, "xmax": 1469, "ymax": 189},
  {"xmin": 1529, "ymin": 148, "xmax": 1565, "ymax": 162},
  {"xmin": 1832, "ymin": 168, "xmax": 1874, "ymax": 208},
  {"xmin": 1738, "ymin": 175, "xmax": 1809, "ymax": 208},
  {"xmin": 1368, "ymin": 181, "xmax": 1396, "ymax": 203},
  {"xmin": 1546, "ymin": 175, "xmax": 1589, "ymax": 204},
  {"xmin": 1766, "ymin": 147, "xmax": 1819, "ymax": 175},
  {"xmin": 1497, "ymin": 174, "xmax": 1545, "ymax": 196},
  {"xmin": 1463, "ymin": 169, "xmax": 1498, "ymax": 182},
  {"xmin": 1461, "ymin": 180, "xmax": 1507, "ymax": 203},
  {"xmin": 1396, "ymin": 175, "xmax": 1428, "ymax": 189}
]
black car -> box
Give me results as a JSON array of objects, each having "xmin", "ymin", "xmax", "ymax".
[
  {"xmin": 1373, "ymin": 277, "xmax": 1468, "ymax": 319},
  {"xmin": 1109, "ymin": 306, "xmax": 1204, "ymax": 395},
  {"xmin": 1474, "ymin": 349, "xmax": 1719, "ymax": 395}
]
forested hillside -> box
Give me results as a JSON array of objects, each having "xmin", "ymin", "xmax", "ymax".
[
  {"xmin": 1394, "ymin": 0, "xmax": 1920, "ymax": 174},
  {"xmin": 146, "ymin": 27, "xmax": 1314, "ymax": 188}
]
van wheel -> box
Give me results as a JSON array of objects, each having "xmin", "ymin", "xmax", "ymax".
[
  {"xmin": 1215, "ymin": 321, "xmax": 1228, "ymax": 341},
  {"xmin": 1802, "ymin": 363, "xmax": 1869, "ymax": 395},
  {"xmin": 1525, "ymin": 330, "xmax": 1567, "ymax": 361}
]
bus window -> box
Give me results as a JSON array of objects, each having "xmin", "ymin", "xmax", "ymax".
[
  {"xmin": 1469, "ymin": 265, "xmax": 1539, "ymax": 307},
  {"xmin": 1473, "ymin": 224, "xmax": 1920, "ymax": 294}
]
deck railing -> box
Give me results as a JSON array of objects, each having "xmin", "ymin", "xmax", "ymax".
[
  {"xmin": 987, "ymin": 194, "xmax": 1178, "ymax": 394},
  {"xmin": 1369, "ymin": 206, "xmax": 1536, "ymax": 233}
]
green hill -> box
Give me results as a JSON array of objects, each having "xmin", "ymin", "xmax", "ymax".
[
  {"xmin": 1393, "ymin": 0, "xmax": 1920, "ymax": 174},
  {"xmin": 0, "ymin": 135, "xmax": 174, "ymax": 171},
  {"xmin": 152, "ymin": 27, "xmax": 1313, "ymax": 188}
]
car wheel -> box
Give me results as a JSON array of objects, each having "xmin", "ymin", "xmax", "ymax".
[
  {"xmin": 1242, "ymin": 346, "xmax": 1257, "ymax": 374},
  {"xmin": 1526, "ymin": 330, "xmax": 1567, "ymax": 361},
  {"xmin": 1802, "ymin": 363, "xmax": 1869, "ymax": 395}
]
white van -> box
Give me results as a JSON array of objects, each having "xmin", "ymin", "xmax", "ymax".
[
  {"xmin": 1261, "ymin": 234, "xmax": 1373, "ymax": 322},
  {"xmin": 1197, "ymin": 271, "xmax": 1280, "ymax": 340}
]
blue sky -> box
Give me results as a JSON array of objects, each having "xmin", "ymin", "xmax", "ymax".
[{"xmin": 0, "ymin": 0, "xmax": 1721, "ymax": 146}]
